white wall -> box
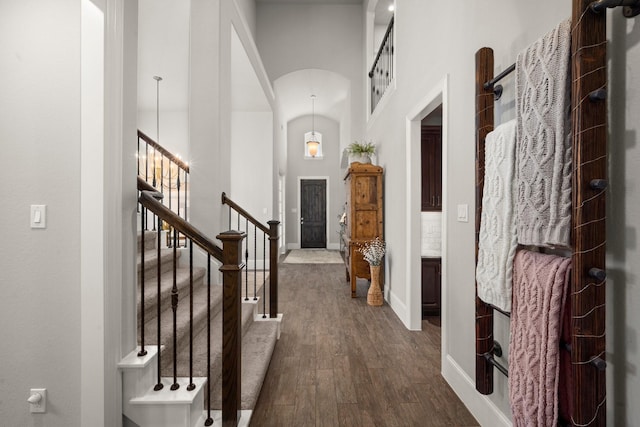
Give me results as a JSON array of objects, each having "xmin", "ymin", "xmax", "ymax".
[
  {"xmin": 285, "ymin": 115, "xmax": 344, "ymax": 249},
  {"xmin": 0, "ymin": 1, "xmax": 82, "ymax": 425},
  {"xmin": 230, "ymin": 111, "xmax": 273, "ymax": 266},
  {"xmin": 188, "ymin": 0, "xmax": 278, "ymax": 261},
  {"xmin": 230, "ymin": 111, "xmax": 274, "ymax": 224},
  {"xmin": 256, "ymin": 2, "xmax": 365, "ymax": 153},
  {"xmin": 137, "ymin": 110, "xmax": 189, "ymax": 158},
  {"xmin": 365, "ymin": 1, "xmax": 640, "ymax": 425},
  {"xmin": 607, "ymin": 11, "xmax": 640, "ymax": 427},
  {"xmin": 137, "ymin": 0, "xmax": 190, "ymax": 156}
]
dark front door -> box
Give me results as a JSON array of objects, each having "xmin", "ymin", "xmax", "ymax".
[{"xmin": 300, "ymin": 179, "xmax": 326, "ymax": 248}]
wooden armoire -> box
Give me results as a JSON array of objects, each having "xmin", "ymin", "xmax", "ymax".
[{"xmin": 343, "ymin": 162, "xmax": 384, "ymax": 297}]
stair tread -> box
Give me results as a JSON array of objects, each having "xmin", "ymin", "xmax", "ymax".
[
  {"xmin": 130, "ymin": 376, "xmax": 206, "ymax": 405},
  {"xmin": 139, "ymin": 284, "xmax": 224, "ymax": 358},
  {"xmin": 137, "ymin": 248, "xmax": 181, "ymax": 272},
  {"xmin": 209, "ymin": 320, "xmax": 279, "ymax": 410},
  {"xmin": 138, "ymin": 267, "xmax": 206, "ymax": 321},
  {"xmin": 169, "ymin": 302, "xmax": 256, "ymax": 376}
]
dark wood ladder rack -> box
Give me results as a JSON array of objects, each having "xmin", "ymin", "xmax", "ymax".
[{"xmin": 474, "ymin": 0, "xmax": 608, "ymax": 425}]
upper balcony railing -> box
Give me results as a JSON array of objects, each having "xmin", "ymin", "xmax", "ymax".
[{"xmin": 369, "ymin": 15, "xmax": 394, "ymax": 114}]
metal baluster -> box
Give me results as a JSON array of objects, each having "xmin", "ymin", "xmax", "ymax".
[
  {"xmin": 154, "ymin": 218, "xmax": 164, "ymax": 391},
  {"xmin": 168, "ymin": 163, "xmax": 172, "ymax": 213},
  {"xmin": 137, "ymin": 135, "xmax": 140, "ymax": 177},
  {"xmin": 187, "ymin": 240, "xmax": 195, "ymax": 391},
  {"xmin": 184, "ymin": 166, "xmax": 188, "ymax": 222},
  {"xmin": 171, "ymin": 230, "xmax": 179, "ymax": 390},
  {"xmin": 152, "ymin": 149, "xmax": 157, "ymax": 232},
  {"xmin": 237, "ymin": 211, "xmax": 240, "ymax": 230},
  {"xmin": 152, "ymin": 148, "xmax": 157, "ymax": 188},
  {"xmin": 160, "ymin": 155, "xmax": 164, "ymax": 197},
  {"xmin": 145, "ymin": 142, "xmax": 148, "ymax": 184},
  {"xmin": 144, "ymin": 143, "xmax": 149, "ymax": 230},
  {"xmin": 228, "ymin": 206, "xmax": 232, "ymax": 230},
  {"xmin": 254, "ymin": 223, "xmax": 258, "ymax": 300},
  {"xmin": 390, "ymin": 29, "xmax": 394, "ymax": 81},
  {"xmin": 263, "ymin": 233, "xmax": 267, "ymax": 319},
  {"xmin": 137, "ymin": 136, "xmax": 140, "ymax": 214},
  {"xmin": 138, "ymin": 214, "xmax": 147, "ymax": 356},
  {"xmin": 167, "ymin": 167, "xmax": 172, "ymax": 248},
  {"xmin": 205, "ymin": 254, "xmax": 213, "ymax": 426},
  {"xmin": 245, "ymin": 218, "xmax": 249, "ymax": 301},
  {"xmin": 177, "ymin": 171, "xmax": 182, "ymax": 247}
]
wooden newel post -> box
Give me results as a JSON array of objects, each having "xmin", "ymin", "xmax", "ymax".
[
  {"xmin": 217, "ymin": 230, "xmax": 246, "ymax": 427},
  {"xmin": 268, "ymin": 220, "xmax": 279, "ymax": 318}
]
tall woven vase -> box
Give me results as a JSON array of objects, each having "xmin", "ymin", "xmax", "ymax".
[{"xmin": 367, "ymin": 265, "xmax": 383, "ymax": 306}]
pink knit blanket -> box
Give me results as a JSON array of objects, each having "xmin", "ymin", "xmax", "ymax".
[{"xmin": 509, "ymin": 250, "xmax": 571, "ymax": 427}]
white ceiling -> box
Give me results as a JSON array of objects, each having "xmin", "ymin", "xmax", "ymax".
[
  {"xmin": 256, "ymin": 0, "xmax": 362, "ymax": 3},
  {"xmin": 137, "ymin": 0, "xmax": 387, "ymax": 124},
  {"xmin": 274, "ymin": 69, "xmax": 350, "ymax": 124}
]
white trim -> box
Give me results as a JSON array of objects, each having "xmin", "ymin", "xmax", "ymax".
[
  {"xmin": 81, "ymin": 1, "xmax": 106, "ymax": 425},
  {"xmin": 442, "ymin": 355, "xmax": 512, "ymax": 427},
  {"xmin": 327, "ymin": 243, "xmax": 340, "ymax": 250},
  {"xmin": 404, "ymin": 75, "xmax": 448, "ymax": 333},
  {"xmin": 367, "ymin": 79, "xmax": 396, "ymax": 128},
  {"xmin": 388, "ymin": 289, "xmax": 412, "ymax": 329},
  {"xmin": 287, "ymin": 243, "xmax": 301, "ymax": 250},
  {"xmin": 297, "ymin": 176, "xmax": 331, "ymax": 249}
]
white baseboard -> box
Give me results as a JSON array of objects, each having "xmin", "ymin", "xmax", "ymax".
[
  {"xmin": 287, "ymin": 243, "xmax": 300, "ymax": 250},
  {"xmin": 387, "ymin": 290, "xmax": 412, "ymax": 329},
  {"xmin": 441, "ymin": 355, "xmax": 512, "ymax": 427}
]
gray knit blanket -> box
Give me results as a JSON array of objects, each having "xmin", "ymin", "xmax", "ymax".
[{"xmin": 516, "ymin": 19, "xmax": 572, "ymax": 248}]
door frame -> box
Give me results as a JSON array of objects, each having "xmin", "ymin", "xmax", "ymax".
[
  {"xmin": 405, "ymin": 75, "xmax": 448, "ymax": 341},
  {"xmin": 296, "ymin": 176, "xmax": 331, "ymax": 249}
]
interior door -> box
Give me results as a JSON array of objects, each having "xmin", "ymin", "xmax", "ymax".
[{"xmin": 300, "ymin": 179, "xmax": 326, "ymax": 248}]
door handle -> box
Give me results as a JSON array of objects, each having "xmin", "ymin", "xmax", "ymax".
[{"xmin": 300, "ymin": 217, "xmax": 304, "ymax": 225}]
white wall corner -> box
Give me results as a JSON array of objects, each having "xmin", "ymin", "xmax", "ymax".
[
  {"xmin": 442, "ymin": 355, "xmax": 512, "ymax": 427},
  {"xmin": 388, "ymin": 289, "xmax": 415, "ymax": 330}
]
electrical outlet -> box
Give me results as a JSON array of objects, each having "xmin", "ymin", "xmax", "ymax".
[{"xmin": 28, "ymin": 388, "xmax": 46, "ymax": 413}]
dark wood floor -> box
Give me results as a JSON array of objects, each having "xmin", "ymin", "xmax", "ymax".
[{"xmin": 251, "ymin": 263, "xmax": 479, "ymax": 426}]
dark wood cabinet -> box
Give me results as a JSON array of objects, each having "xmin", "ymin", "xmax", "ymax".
[
  {"xmin": 343, "ymin": 162, "xmax": 384, "ymax": 298},
  {"xmin": 421, "ymin": 258, "xmax": 441, "ymax": 316},
  {"xmin": 421, "ymin": 126, "xmax": 442, "ymax": 211}
]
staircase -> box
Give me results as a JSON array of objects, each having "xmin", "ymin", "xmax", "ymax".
[
  {"xmin": 119, "ymin": 132, "xmax": 282, "ymax": 426},
  {"xmin": 119, "ymin": 228, "xmax": 280, "ymax": 427}
]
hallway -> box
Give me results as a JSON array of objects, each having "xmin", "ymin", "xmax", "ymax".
[{"xmin": 252, "ymin": 263, "xmax": 478, "ymax": 426}]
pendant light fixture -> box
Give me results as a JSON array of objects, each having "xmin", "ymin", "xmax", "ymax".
[{"xmin": 306, "ymin": 95, "xmax": 320, "ymax": 158}]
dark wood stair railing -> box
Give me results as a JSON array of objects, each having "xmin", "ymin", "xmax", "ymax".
[
  {"xmin": 138, "ymin": 129, "xmax": 189, "ymax": 246},
  {"xmin": 138, "ymin": 178, "xmax": 244, "ymax": 427},
  {"xmin": 221, "ymin": 192, "xmax": 279, "ymax": 319}
]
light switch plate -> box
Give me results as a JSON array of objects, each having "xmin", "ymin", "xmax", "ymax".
[
  {"xmin": 29, "ymin": 388, "xmax": 46, "ymax": 413},
  {"xmin": 30, "ymin": 205, "xmax": 47, "ymax": 229},
  {"xmin": 457, "ymin": 204, "xmax": 469, "ymax": 222}
]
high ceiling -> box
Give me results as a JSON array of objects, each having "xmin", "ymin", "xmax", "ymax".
[{"xmin": 256, "ymin": 0, "xmax": 361, "ymax": 3}]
